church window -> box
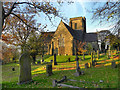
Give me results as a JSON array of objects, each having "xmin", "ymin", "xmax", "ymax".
[
  {"xmin": 58, "ymin": 34, "xmax": 65, "ymax": 47},
  {"xmin": 75, "ymin": 23, "xmax": 77, "ymax": 29}
]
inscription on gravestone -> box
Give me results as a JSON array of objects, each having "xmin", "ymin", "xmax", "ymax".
[{"xmin": 18, "ymin": 53, "xmax": 32, "ymax": 84}]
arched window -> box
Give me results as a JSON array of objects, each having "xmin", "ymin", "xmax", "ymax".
[{"xmin": 75, "ymin": 23, "xmax": 77, "ymax": 29}]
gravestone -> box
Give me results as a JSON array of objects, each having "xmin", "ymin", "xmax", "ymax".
[
  {"xmin": 74, "ymin": 57, "xmax": 81, "ymax": 76},
  {"xmin": 41, "ymin": 55, "xmax": 44, "ymax": 62},
  {"xmin": 54, "ymin": 54, "xmax": 57, "ymax": 65},
  {"xmin": 50, "ymin": 60, "xmax": 53, "ymax": 63},
  {"xmin": 46, "ymin": 64, "xmax": 53, "ymax": 76},
  {"xmin": 42, "ymin": 59, "xmax": 44, "ymax": 62},
  {"xmin": 68, "ymin": 58, "xmax": 70, "ymax": 62},
  {"xmin": 97, "ymin": 50, "xmax": 99, "ymax": 59},
  {"xmin": 18, "ymin": 53, "xmax": 32, "ymax": 84},
  {"xmin": 92, "ymin": 60, "xmax": 96, "ymax": 66},
  {"xmin": 12, "ymin": 67, "xmax": 15, "ymax": 71},
  {"xmin": 111, "ymin": 61, "xmax": 117, "ymax": 68},
  {"xmin": 91, "ymin": 52, "xmax": 93, "ymax": 66},
  {"xmin": 93, "ymin": 51, "xmax": 96, "ymax": 60},
  {"xmin": 85, "ymin": 63, "xmax": 89, "ymax": 68},
  {"xmin": 37, "ymin": 61, "xmax": 41, "ymax": 64},
  {"xmin": 52, "ymin": 80, "xmax": 57, "ymax": 87}
]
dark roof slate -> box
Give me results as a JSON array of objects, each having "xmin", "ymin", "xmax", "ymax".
[
  {"xmin": 63, "ymin": 22, "xmax": 83, "ymax": 41},
  {"xmin": 84, "ymin": 33, "xmax": 97, "ymax": 42},
  {"xmin": 63, "ymin": 21, "xmax": 97, "ymax": 42}
]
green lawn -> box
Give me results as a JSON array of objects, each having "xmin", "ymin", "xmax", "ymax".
[
  {"xmin": 2, "ymin": 53, "xmax": 120, "ymax": 88},
  {"xmin": 2, "ymin": 64, "xmax": 119, "ymax": 88}
]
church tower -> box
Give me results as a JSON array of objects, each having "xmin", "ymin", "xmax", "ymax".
[{"xmin": 69, "ymin": 17, "xmax": 86, "ymax": 33}]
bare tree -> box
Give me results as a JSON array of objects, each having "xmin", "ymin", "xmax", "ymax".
[{"xmin": 89, "ymin": 1, "xmax": 120, "ymax": 35}]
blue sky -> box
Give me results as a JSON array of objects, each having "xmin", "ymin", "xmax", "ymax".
[{"xmin": 36, "ymin": 1, "xmax": 114, "ymax": 33}]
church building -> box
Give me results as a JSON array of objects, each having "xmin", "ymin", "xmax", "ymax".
[{"xmin": 41, "ymin": 17, "xmax": 98, "ymax": 55}]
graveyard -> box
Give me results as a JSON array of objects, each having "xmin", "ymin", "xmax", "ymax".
[{"xmin": 2, "ymin": 50, "xmax": 120, "ymax": 88}]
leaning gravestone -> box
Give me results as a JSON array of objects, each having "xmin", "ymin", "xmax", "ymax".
[
  {"xmin": 54, "ymin": 54, "xmax": 57, "ymax": 65},
  {"xmin": 18, "ymin": 53, "xmax": 32, "ymax": 85}
]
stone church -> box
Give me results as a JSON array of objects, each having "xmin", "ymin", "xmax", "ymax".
[{"xmin": 41, "ymin": 17, "xmax": 98, "ymax": 55}]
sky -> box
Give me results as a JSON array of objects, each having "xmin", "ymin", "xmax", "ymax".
[{"xmin": 36, "ymin": 1, "xmax": 114, "ymax": 33}]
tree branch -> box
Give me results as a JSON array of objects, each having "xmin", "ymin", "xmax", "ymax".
[
  {"xmin": 4, "ymin": 3, "xmax": 16, "ymax": 19},
  {"xmin": 11, "ymin": 13, "xmax": 37, "ymax": 30}
]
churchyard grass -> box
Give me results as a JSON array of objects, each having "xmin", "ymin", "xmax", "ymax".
[
  {"xmin": 2, "ymin": 53, "xmax": 120, "ymax": 88},
  {"xmin": 2, "ymin": 63, "xmax": 119, "ymax": 88}
]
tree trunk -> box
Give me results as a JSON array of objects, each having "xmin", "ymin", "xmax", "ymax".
[
  {"xmin": 32, "ymin": 55, "xmax": 36, "ymax": 64},
  {"xmin": 0, "ymin": 2, "xmax": 2, "ymax": 38}
]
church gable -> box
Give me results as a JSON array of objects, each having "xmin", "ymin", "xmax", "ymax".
[
  {"xmin": 53, "ymin": 20, "xmax": 73, "ymax": 40},
  {"xmin": 51, "ymin": 20, "xmax": 74, "ymax": 55}
]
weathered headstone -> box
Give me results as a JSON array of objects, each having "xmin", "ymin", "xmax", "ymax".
[
  {"xmin": 74, "ymin": 57, "xmax": 81, "ymax": 76},
  {"xmin": 111, "ymin": 61, "xmax": 117, "ymax": 68},
  {"xmin": 92, "ymin": 60, "xmax": 96, "ymax": 66},
  {"xmin": 68, "ymin": 58, "xmax": 70, "ymax": 62},
  {"xmin": 52, "ymin": 80, "xmax": 57, "ymax": 87},
  {"xmin": 42, "ymin": 59, "xmax": 44, "ymax": 62},
  {"xmin": 12, "ymin": 67, "xmax": 15, "ymax": 71},
  {"xmin": 41, "ymin": 55, "xmax": 44, "ymax": 63},
  {"xmin": 50, "ymin": 60, "xmax": 53, "ymax": 63},
  {"xmin": 37, "ymin": 61, "xmax": 41, "ymax": 64},
  {"xmin": 93, "ymin": 51, "xmax": 96, "ymax": 60},
  {"xmin": 46, "ymin": 64, "xmax": 53, "ymax": 76},
  {"xmin": 54, "ymin": 54, "xmax": 57, "ymax": 65},
  {"xmin": 18, "ymin": 53, "xmax": 32, "ymax": 84},
  {"xmin": 91, "ymin": 52, "xmax": 93, "ymax": 66},
  {"xmin": 85, "ymin": 63, "xmax": 89, "ymax": 68}
]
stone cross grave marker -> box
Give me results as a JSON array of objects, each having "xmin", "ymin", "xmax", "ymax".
[
  {"xmin": 54, "ymin": 54, "xmax": 57, "ymax": 65},
  {"xmin": 18, "ymin": 53, "xmax": 32, "ymax": 84}
]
